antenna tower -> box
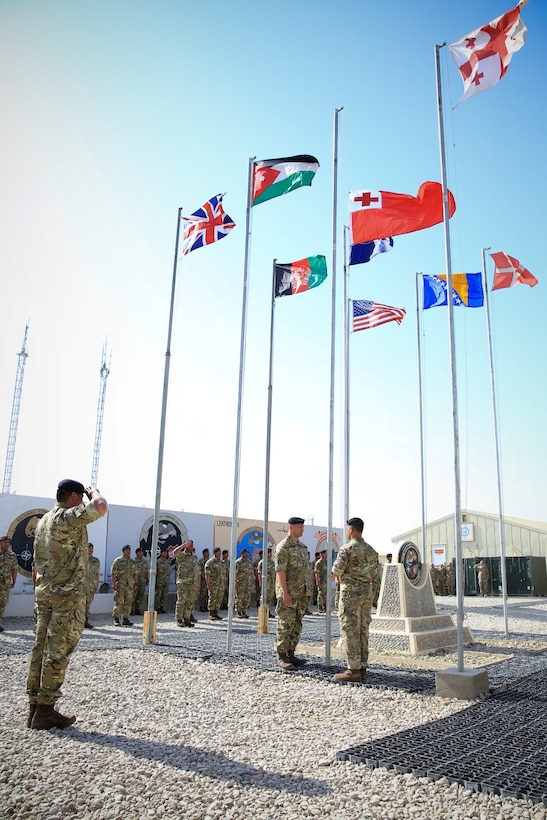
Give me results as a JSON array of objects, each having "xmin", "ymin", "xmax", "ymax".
[
  {"xmin": 90, "ymin": 339, "xmax": 111, "ymax": 487},
  {"xmin": 2, "ymin": 323, "xmax": 30, "ymax": 494}
]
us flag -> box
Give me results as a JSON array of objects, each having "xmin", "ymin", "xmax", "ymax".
[
  {"xmin": 353, "ymin": 299, "xmax": 406, "ymax": 332},
  {"xmin": 182, "ymin": 194, "xmax": 236, "ymax": 255}
]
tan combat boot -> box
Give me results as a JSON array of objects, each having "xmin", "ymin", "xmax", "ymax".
[
  {"xmin": 333, "ymin": 668, "xmax": 362, "ymax": 683},
  {"xmin": 277, "ymin": 654, "xmax": 295, "ymax": 671},
  {"xmin": 31, "ymin": 703, "xmax": 77, "ymax": 730}
]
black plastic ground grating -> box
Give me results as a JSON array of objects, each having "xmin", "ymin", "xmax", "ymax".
[{"xmin": 337, "ymin": 669, "xmax": 547, "ymax": 805}]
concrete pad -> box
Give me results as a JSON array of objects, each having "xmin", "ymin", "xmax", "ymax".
[{"xmin": 435, "ymin": 667, "xmax": 489, "ymax": 700}]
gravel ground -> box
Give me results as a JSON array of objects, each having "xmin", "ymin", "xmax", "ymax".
[{"xmin": 1, "ymin": 596, "xmax": 546, "ymax": 820}]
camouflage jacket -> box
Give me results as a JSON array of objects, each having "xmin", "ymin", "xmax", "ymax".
[
  {"xmin": 275, "ymin": 536, "xmax": 310, "ymax": 598},
  {"xmin": 33, "ymin": 500, "xmax": 103, "ymax": 604},
  {"xmin": 205, "ymin": 556, "xmax": 224, "ymax": 589},
  {"xmin": 314, "ymin": 556, "xmax": 328, "ymax": 586},
  {"xmin": 235, "ymin": 556, "xmax": 253, "ymax": 585},
  {"xmin": 0, "ymin": 550, "xmax": 18, "ymax": 586},
  {"xmin": 111, "ymin": 555, "xmax": 136, "ymax": 586},
  {"xmin": 332, "ymin": 537, "xmax": 378, "ymax": 596},
  {"xmin": 134, "ymin": 556, "xmax": 149, "ymax": 583},
  {"xmin": 176, "ymin": 551, "xmax": 198, "ymax": 585},
  {"xmin": 85, "ymin": 555, "xmax": 101, "ymax": 588},
  {"xmin": 156, "ymin": 557, "xmax": 172, "ymax": 584}
]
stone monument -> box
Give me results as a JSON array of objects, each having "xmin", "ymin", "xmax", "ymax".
[{"xmin": 369, "ymin": 541, "xmax": 472, "ymax": 656}]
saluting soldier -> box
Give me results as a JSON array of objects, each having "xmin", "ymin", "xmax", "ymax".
[{"xmin": 173, "ymin": 540, "xmax": 199, "ymax": 627}]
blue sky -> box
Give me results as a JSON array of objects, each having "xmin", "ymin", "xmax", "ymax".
[{"xmin": 1, "ymin": 0, "xmax": 545, "ymax": 552}]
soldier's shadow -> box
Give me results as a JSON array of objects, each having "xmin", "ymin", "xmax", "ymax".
[{"xmin": 67, "ymin": 730, "xmax": 331, "ymax": 795}]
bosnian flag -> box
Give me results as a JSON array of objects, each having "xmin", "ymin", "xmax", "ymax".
[
  {"xmin": 449, "ymin": 2, "xmax": 528, "ymax": 104},
  {"xmin": 253, "ymin": 155, "xmax": 319, "ymax": 206},
  {"xmin": 274, "ymin": 255, "xmax": 327, "ymax": 298},
  {"xmin": 491, "ymin": 251, "xmax": 538, "ymax": 290},
  {"xmin": 349, "ymin": 237, "xmax": 393, "ymax": 266},
  {"xmin": 182, "ymin": 194, "xmax": 235, "ymax": 255},
  {"xmin": 422, "ymin": 273, "xmax": 484, "ymax": 309}
]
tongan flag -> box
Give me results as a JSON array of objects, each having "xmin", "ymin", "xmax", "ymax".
[
  {"xmin": 253, "ymin": 155, "xmax": 319, "ymax": 206},
  {"xmin": 449, "ymin": 2, "xmax": 527, "ymax": 105},
  {"xmin": 352, "ymin": 300, "xmax": 406, "ymax": 331},
  {"xmin": 349, "ymin": 237, "xmax": 394, "ymax": 266},
  {"xmin": 422, "ymin": 273, "xmax": 484, "ymax": 309},
  {"xmin": 349, "ymin": 182, "xmax": 456, "ymax": 243},
  {"xmin": 182, "ymin": 194, "xmax": 235, "ymax": 255},
  {"xmin": 491, "ymin": 251, "xmax": 538, "ymax": 290},
  {"xmin": 274, "ymin": 255, "xmax": 327, "ymax": 298}
]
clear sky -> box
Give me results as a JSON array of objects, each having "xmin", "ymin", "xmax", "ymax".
[{"xmin": 1, "ymin": 0, "xmax": 545, "ymax": 553}]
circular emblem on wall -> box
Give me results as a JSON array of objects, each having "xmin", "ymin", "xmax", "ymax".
[
  {"xmin": 139, "ymin": 514, "xmax": 187, "ymax": 560},
  {"xmin": 398, "ymin": 541, "xmax": 421, "ymax": 583},
  {"xmin": 7, "ymin": 508, "xmax": 48, "ymax": 578}
]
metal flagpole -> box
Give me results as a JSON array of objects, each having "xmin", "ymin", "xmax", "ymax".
[
  {"xmin": 342, "ymin": 226, "xmax": 350, "ymax": 525},
  {"xmin": 259, "ymin": 259, "xmax": 277, "ymax": 633},
  {"xmin": 325, "ymin": 106, "xmax": 343, "ymax": 666},
  {"xmin": 415, "ymin": 274, "xmax": 427, "ymax": 560},
  {"xmin": 227, "ymin": 157, "xmax": 255, "ymax": 653},
  {"xmin": 144, "ymin": 207, "xmax": 183, "ymax": 645},
  {"xmin": 435, "ymin": 45, "xmax": 464, "ymax": 672},
  {"xmin": 481, "ymin": 246, "xmax": 509, "ymax": 635}
]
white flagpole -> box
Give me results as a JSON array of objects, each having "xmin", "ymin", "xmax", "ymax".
[
  {"xmin": 144, "ymin": 207, "xmax": 182, "ymax": 645},
  {"xmin": 325, "ymin": 106, "xmax": 343, "ymax": 666},
  {"xmin": 227, "ymin": 158, "xmax": 255, "ymax": 653},
  {"xmin": 435, "ymin": 45, "xmax": 465, "ymax": 672},
  {"xmin": 343, "ymin": 226, "xmax": 350, "ymax": 525},
  {"xmin": 415, "ymin": 274, "xmax": 427, "ymax": 560},
  {"xmin": 481, "ymin": 247, "xmax": 509, "ymax": 635},
  {"xmin": 259, "ymin": 259, "xmax": 277, "ymax": 632}
]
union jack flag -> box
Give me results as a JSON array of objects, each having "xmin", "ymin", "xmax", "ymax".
[{"xmin": 182, "ymin": 193, "xmax": 236, "ymax": 255}]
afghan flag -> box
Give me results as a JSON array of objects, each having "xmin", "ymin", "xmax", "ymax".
[
  {"xmin": 274, "ymin": 255, "xmax": 327, "ymax": 298},
  {"xmin": 422, "ymin": 273, "xmax": 484, "ymax": 309},
  {"xmin": 350, "ymin": 182, "xmax": 456, "ymax": 243},
  {"xmin": 253, "ymin": 155, "xmax": 319, "ymax": 206}
]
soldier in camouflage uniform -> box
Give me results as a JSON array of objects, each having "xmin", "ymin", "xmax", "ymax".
[
  {"xmin": 155, "ymin": 548, "xmax": 172, "ymax": 613},
  {"xmin": 205, "ymin": 547, "xmax": 224, "ymax": 620},
  {"xmin": 221, "ymin": 549, "xmax": 229, "ymax": 610},
  {"xmin": 274, "ymin": 517, "xmax": 310, "ymax": 671},
  {"xmin": 132, "ymin": 547, "xmax": 148, "ymax": 615},
  {"xmin": 331, "ymin": 517, "xmax": 378, "ymax": 683},
  {"xmin": 314, "ymin": 550, "xmax": 328, "ymax": 613},
  {"xmin": 111, "ymin": 545, "xmax": 137, "ymax": 626},
  {"xmin": 198, "ymin": 549, "xmax": 210, "ymax": 612},
  {"xmin": 173, "ymin": 540, "xmax": 199, "ymax": 627},
  {"xmin": 235, "ymin": 548, "xmax": 253, "ymax": 618},
  {"xmin": 27, "ymin": 480, "xmax": 107, "ymax": 730},
  {"xmin": 0, "ymin": 535, "xmax": 18, "ymax": 632},
  {"xmin": 84, "ymin": 543, "xmax": 100, "ymax": 629},
  {"xmin": 474, "ymin": 559, "xmax": 490, "ymax": 596},
  {"xmin": 446, "ymin": 561, "xmax": 456, "ymax": 596},
  {"xmin": 257, "ymin": 547, "xmax": 276, "ymax": 617}
]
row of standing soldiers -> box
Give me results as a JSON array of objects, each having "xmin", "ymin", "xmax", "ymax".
[{"xmin": 429, "ymin": 563, "xmax": 456, "ymax": 596}]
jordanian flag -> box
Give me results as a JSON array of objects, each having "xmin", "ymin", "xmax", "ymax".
[
  {"xmin": 253, "ymin": 155, "xmax": 319, "ymax": 206},
  {"xmin": 274, "ymin": 255, "xmax": 327, "ymax": 298}
]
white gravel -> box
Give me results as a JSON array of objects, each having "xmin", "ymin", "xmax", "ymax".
[{"xmin": 1, "ymin": 597, "xmax": 546, "ymax": 820}]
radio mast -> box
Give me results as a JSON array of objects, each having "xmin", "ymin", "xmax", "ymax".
[
  {"xmin": 90, "ymin": 339, "xmax": 111, "ymax": 488},
  {"xmin": 2, "ymin": 323, "xmax": 30, "ymax": 494}
]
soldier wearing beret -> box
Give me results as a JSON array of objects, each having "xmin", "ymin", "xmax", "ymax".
[
  {"xmin": 155, "ymin": 548, "xmax": 172, "ymax": 613},
  {"xmin": 0, "ymin": 535, "xmax": 18, "ymax": 632},
  {"xmin": 205, "ymin": 547, "xmax": 224, "ymax": 620},
  {"xmin": 111, "ymin": 545, "xmax": 137, "ymax": 626},
  {"xmin": 173, "ymin": 539, "xmax": 199, "ymax": 627},
  {"xmin": 274, "ymin": 517, "xmax": 310, "ymax": 671},
  {"xmin": 83, "ymin": 543, "xmax": 101, "ymax": 628},
  {"xmin": 26, "ymin": 479, "xmax": 108, "ymax": 730},
  {"xmin": 235, "ymin": 547, "xmax": 253, "ymax": 618}
]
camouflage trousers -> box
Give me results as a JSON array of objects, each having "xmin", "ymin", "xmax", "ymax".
[
  {"xmin": 113, "ymin": 584, "xmax": 134, "ymax": 620},
  {"xmin": 258, "ymin": 581, "xmax": 275, "ymax": 608},
  {"xmin": 0, "ymin": 584, "xmax": 10, "ymax": 621},
  {"xmin": 155, "ymin": 579, "xmax": 169, "ymax": 610},
  {"xmin": 338, "ymin": 590, "xmax": 373, "ymax": 670},
  {"xmin": 317, "ymin": 585, "xmax": 327, "ymax": 612},
  {"xmin": 133, "ymin": 580, "xmax": 146, "ymax": 613},
  {"xmin": 84, "ymin": 585, "xmax": 96, "ymax": 620},
  {"xmin": 274, "ymin": 595, "xmax": 307, "ymax": 655},
  {"xmin": 208, "ymin": 584, "xmax": 223, "ymax": 612},
  {"xmin": 235, "ymin": 581, "xmax": 251, "ymax": 613},
  {"xmin": 27, "ymin": 596, "xmax": 85, "ymax": 705},
  {"xmin": 175, "ymin": 582, "xmax": 196, "ymax": 621}
]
